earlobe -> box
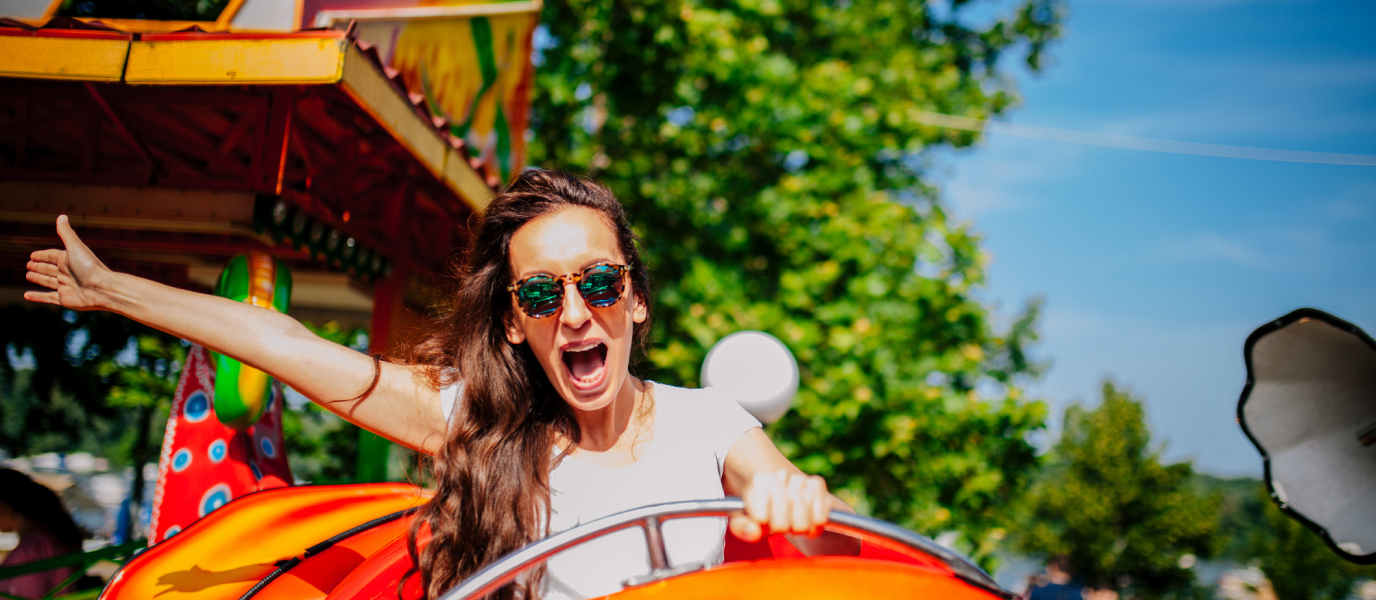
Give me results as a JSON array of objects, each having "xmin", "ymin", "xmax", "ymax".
[
  {"xmin": 632, "ymin": 292, "xmax": 648, "ymax": 324},
  {"xmin": 504, "ymin": 311, "xmax": 526, "ymax": 344}
]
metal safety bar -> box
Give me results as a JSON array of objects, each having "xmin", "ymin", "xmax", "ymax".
[{"xmin": 437, "ymin": 498, "xmax": 1014, "ymax": 600}]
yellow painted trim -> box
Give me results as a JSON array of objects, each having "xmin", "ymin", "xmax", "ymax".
[
  {"xmin": 338, "ymin": 44, "xmax": 493, "ymax": 212},
  {"xmin": 125, "ymin": 37, "xmax": 346, "ymax": 85},
  {"xmin": 312, "ymin": 0, "xmax": 542, "ymax": 27},
  {"xmin": 0, "ymin": 36, "xmax": 130, "ymax": 82},
  {"xmin": 444, "ymin": 150, "xmax": 494, "ymax": 212},
  {"xmin": 213, "ymin": 0, "xmax": 251, "ymax": 30}
]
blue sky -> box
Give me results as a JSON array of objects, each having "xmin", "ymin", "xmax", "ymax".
[{"xmin": 939, "ymin": 0, "xmax": 1376, "ymax": 476}]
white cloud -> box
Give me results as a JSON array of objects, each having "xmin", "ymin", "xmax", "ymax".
[
  {"xmin": 1316, "ymin": 182, "xmax": 1376, "ymax": 220},
  {"xmin": 1157, "ymin": 233, "xmax": 1263, "ymax": 268},
  {"xmin": 1323, "ymin": 199, "xmax": 1373, "ymax": 220},
  {"xmin": 936, "ymin": 137, "xmax": 1087, "ymax": 218}
]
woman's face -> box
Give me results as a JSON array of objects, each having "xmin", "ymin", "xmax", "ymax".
[{"xmin": 505, "ymin": 207, "xmax": 647, "ymax": 413}]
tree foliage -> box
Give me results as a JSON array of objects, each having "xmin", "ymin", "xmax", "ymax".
[
  {"xmin": 0, "ymin": 306, "xmax": 170, "ymax": 465},
  {"xmin": 531, "ymin": 0, "xmax": 1062, "ymax": 564},
  {"xmin": 1250, "ymin": 489, "xmax": 1375, "ymax": 600},
  {"xmin": 0, "ymin": 305, "xmax": 369, "ymax": 485},
  {"xmin": 58, "ymin": 0, "xmax": 230, "ymax": 21},
  {"xmin": 1017, "ymin": 382, "xmax": 1218, "ymax": 598}
]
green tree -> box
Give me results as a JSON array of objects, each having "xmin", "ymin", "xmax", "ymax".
[
  {"xmin": 58, "ymin": 0, "xmax": 230, "ymax": 21},
  {"xmin": 98, "ymin": 334, "xmax": 186, "ymax": 511},
  {"xmin": 532, "ymin": 0, "xmax": 1061, "ymax": 565},
  {"xmin": 0, "ymin": 305, "xmax": 371, "ymax": 485},
  {"xmin": 1251, "ymin": 490, "xmax": 1375, "ymax": 600},
  {"xmin": 1189, "ymin": 474, "xmax": 1265, "ymax": 562},
  {"xmin": 1017, "ymin": 382, "xmax": 1218, "ymax": 598},
  {"xmin": 281, "ymin": 321, "xmax": 372, "ymax": 483},
  {"xmin": 0, "ymin": 305, "xmax": 165, "ymax": 463}
]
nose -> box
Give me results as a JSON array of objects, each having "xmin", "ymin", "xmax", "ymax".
[{"xmin": 559, "ymin": 281, "xmax": 591, "ymax": 330}]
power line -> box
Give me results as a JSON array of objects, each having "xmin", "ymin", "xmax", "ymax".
[{"xmin": 912, "ymin": 111, "xmax": 1376, "ymax": 167}]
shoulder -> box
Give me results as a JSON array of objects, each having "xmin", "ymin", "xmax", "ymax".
[
  {"xmin": 648, "ymin": 381, "xmax": 760, "ymax": 441},
  {"xmin": 650, "ymin": 382, "xmax": 745, "ymax": 419}
]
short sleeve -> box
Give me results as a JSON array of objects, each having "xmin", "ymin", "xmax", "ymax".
[{"xmin": 675, "ymin": 386, "xmax": 762, "ymax": 475}]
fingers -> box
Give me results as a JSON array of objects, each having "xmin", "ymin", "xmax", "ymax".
[
  {"xmin": 743, "ymin": 471, "xmax": 773, "ymax": 529},
  {"xmin": 23, "ymin": 290, "xmax": 60, "ymax": 305},
  {"xmin": 770, "ymin": 471, "xmax": 791, "ymax": 533},
  {"xmin": 28, "ymin": 260, "xmax": 61, "ymax": 278},
  {"xmin": 787, "ymin": 473, "xmax": 808, "ymax": 534},
  {"xmin": 26, "ymin": 270, "xmax": 59, "ymax": 289},
  {"xmin": 807, "ymin": 478, "xmax": 828, "ymax": 537},
  {"xmin": 30, "ymin": 249, "xmax": 66, "ymax": 265},
  {"xmin": 741, "ymin": 470, "xmax": 833, "ymax": 539}
]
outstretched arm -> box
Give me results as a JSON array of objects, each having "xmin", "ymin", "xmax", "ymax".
[
  {"xmin": 25, "ymin": 216, "xmax": 449, "ymax": 454},
  {"xmin": 722, "ymin": 428, "xmax": 863, "ymax": 556}
]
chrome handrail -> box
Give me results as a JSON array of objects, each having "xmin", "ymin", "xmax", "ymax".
[{"xmin": 437, "ymin": 498, "xmax": 1013, "ymax": 600}]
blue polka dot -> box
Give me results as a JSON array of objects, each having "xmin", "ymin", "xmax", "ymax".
[
  {"xmin": 199, "ymin": 484, "xmax": 232, "ymax": 517},
  {"xmin": 164, "ymin": 525, "xmax": 182, "ymax": 539},
  {"xmin": 171, "ymin": 449, "xmax": 192, "ymax": 472},
  {"xmin": 208, "ymin": 439, "xmax": 228, "ymax": 463},
  {"xmin": 259, "ymin": 437, "xmax": 277, "ymax": 458},
  {"xmin": 183, "ymin": 391, "xmax": 210, "ymax": 423},
  {"xmin": 249, "ymin": 461, "xmax": 262, "ymax": 480}
]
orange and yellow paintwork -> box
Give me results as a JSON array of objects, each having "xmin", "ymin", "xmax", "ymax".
[
  {"xmin": 604, "ymin": 558, "xmax": 997, "ymax": 600},
  {"xmin": 0, "ymin": 28, "xmax": 131, "ymax": 82},
  {"xmin": 105, "ymin": 482, "xmax": 1005, "ymax": 599},
  {"xmin": 103, "ymin": 483, "xmax": 429, "ymax": 599}
]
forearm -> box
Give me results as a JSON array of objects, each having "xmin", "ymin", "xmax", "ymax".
[
  {"xmin": 96, "ymin": 271, "xmax": 446, "ymax": 450},
  {"xmin": 98, "ymin": 271, "xmax": 350, "ymax": 384}
]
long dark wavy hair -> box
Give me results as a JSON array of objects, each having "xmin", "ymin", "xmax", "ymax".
[
  {"xmin": 0, "ymin": 469, "xmax": 84, "ymax": 553},
  {"xmin": 401, "ymin": 169, "xmax": 653, "ymax": 599}
]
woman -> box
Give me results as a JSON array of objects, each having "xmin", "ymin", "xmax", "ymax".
[
  {"xmin": 23, "ymin": 169, "xmax": 857, "ymax": 599},
  {"xmin": 0, "ymin": 469, "xmax": 83, "ymax": 599}
]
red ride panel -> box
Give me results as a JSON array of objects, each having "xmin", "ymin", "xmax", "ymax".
[{"xmin": 147, "ymin": 345, "xmax": 294, "ymax": 546}]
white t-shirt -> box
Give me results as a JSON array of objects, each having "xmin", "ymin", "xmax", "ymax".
[{"xmin": 438, "ymin": 381, "xmax": 761, "ymax": 599}]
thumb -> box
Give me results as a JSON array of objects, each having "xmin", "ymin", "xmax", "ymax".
[
  {"xmin": 729, "ymin": 513, "xmax": 763, "ymax": 542},
  {"xmin": 56, "ymin": 215, "xmax": 100, "ymax": 265},
  {"xmin": 56, "ymin": 215, "xmax": 84, "ymax": 252}
]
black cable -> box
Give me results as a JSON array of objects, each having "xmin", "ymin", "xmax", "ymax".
[{"xmin": 238, "ymin": 506, "xmax": 420, "ymax": 600}]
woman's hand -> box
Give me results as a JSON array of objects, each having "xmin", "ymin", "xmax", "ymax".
[
  {"xmin": 729, "ymin": 469, "xmax": 834, "ymax": 542},
  {"xmin": 24, "ymin": 215, "xmax": 114, "ymax": 311}
]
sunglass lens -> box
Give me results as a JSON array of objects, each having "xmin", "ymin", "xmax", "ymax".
[
  {"xmin": 518, "ymin": 277, "xmax": 562, "ymax": 317},
  {"xmin": 579, "ymin": 265, "xmax": 624, "ymax": 307}
]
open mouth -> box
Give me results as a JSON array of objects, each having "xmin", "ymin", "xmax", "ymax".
[{"xmin": 562, "ymin": 342, "xmax": 608, "ymax": 388}]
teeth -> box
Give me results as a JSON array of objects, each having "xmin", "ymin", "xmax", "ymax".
[{"xmin": 566, "ymin": 343, "xmax": 599, "ymax": 352}]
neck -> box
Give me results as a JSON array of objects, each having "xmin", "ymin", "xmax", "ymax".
[{"xmin": 570, "ymin": 375, "xmax": 644, "ymax": 452}]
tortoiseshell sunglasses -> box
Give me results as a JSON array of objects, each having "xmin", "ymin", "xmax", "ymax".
[{"xmin": 507, "ymin": 264, "xmax": 630, "ymax": 318}]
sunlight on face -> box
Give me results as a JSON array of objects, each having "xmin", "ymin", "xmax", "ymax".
[{"xmin": 505, "ymin": 207, "xmax": 647, "ymax": 414}]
